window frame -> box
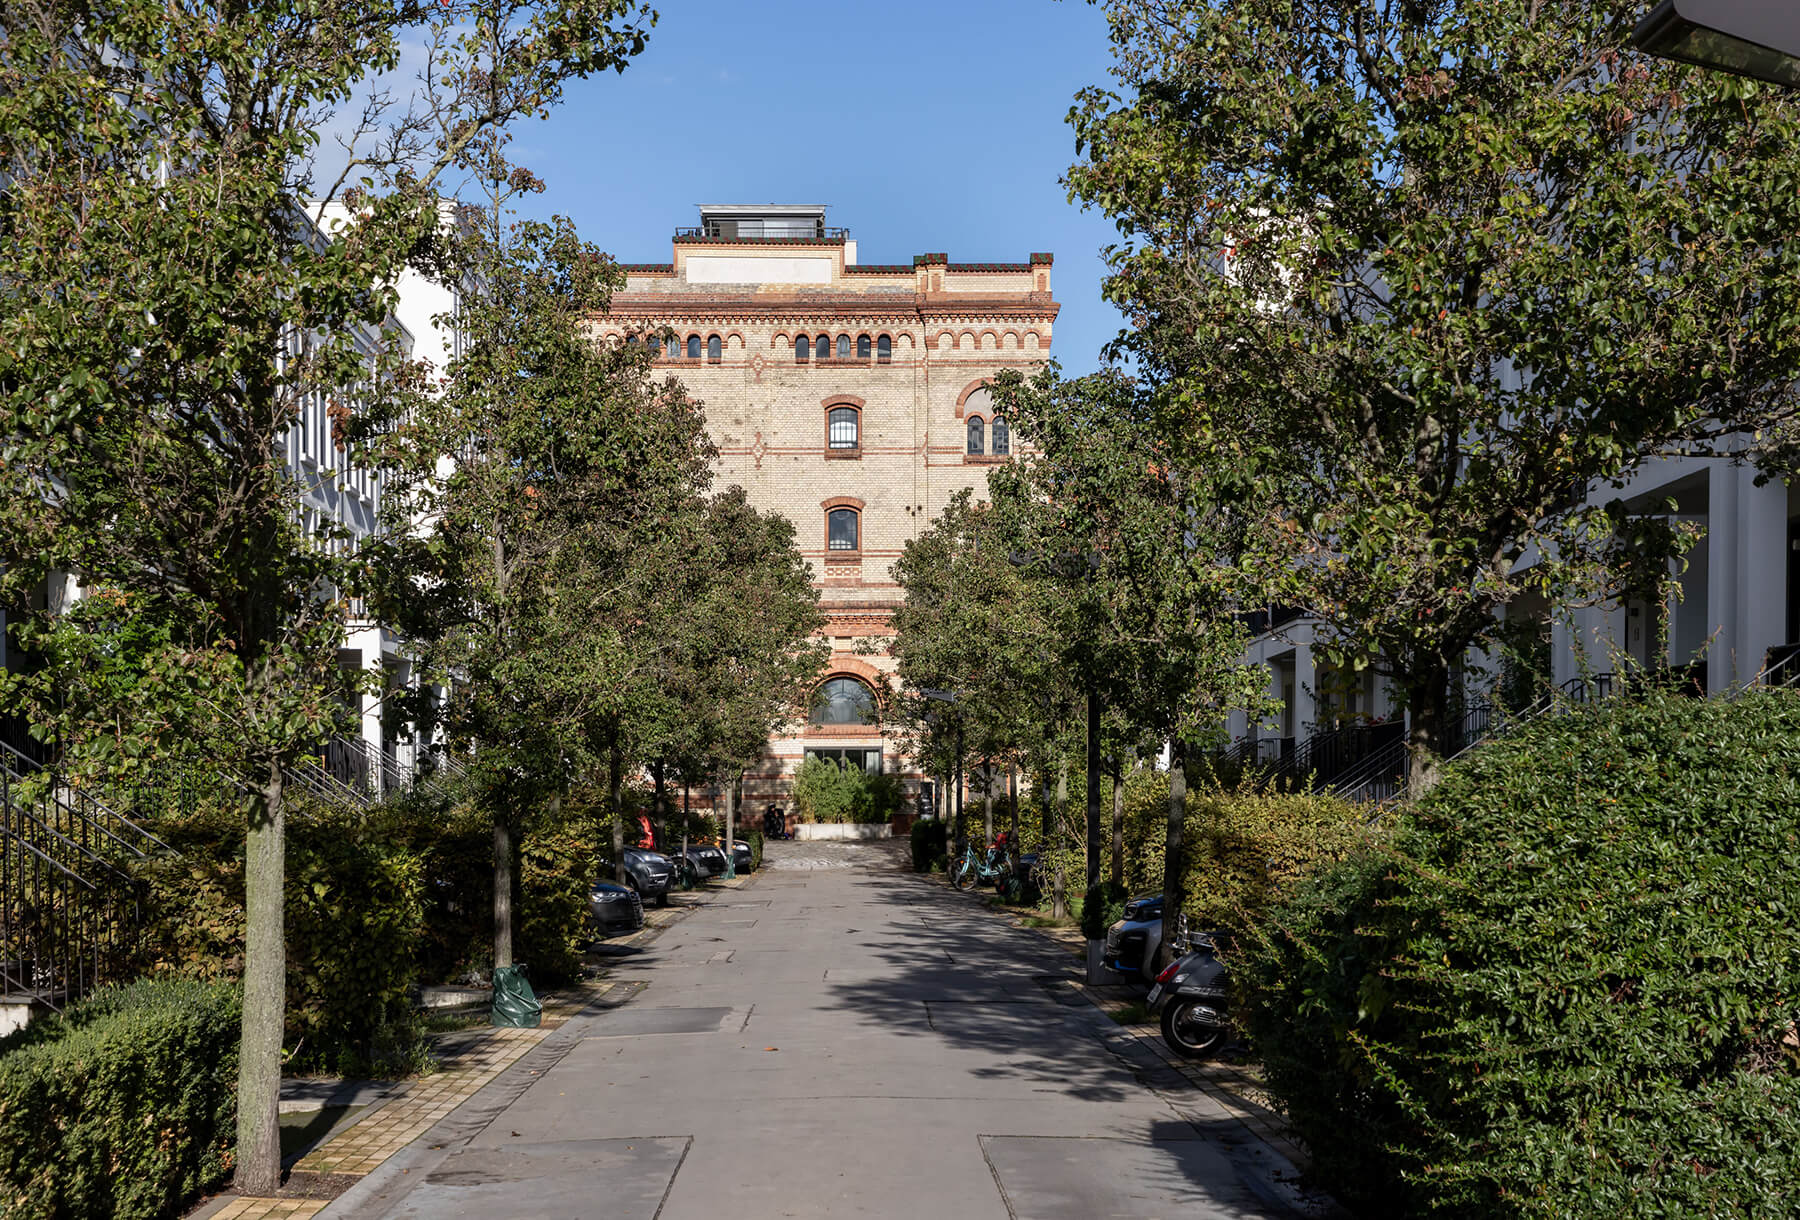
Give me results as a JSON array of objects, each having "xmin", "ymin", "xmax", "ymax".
[
  {"xmin": 815, "ymin": 334, "xmax": 830, "ymax": 360},
  {"xmin": 686, "ymin": 335, "xmax": 701, "ymax": 359},
  {"xmin": 992, "ymin": 414, "xmax": 1010, "ymax": 456},
  {"xmin": 794, "ymin": 334, "xmax": 810, "ymax": 363},
  {"xmin": 827, "ymin": 405, "xmax": 860, "ymax": 451},
  {"xmin": 826, "ymin": 506, "xmax": 860, "ymax": 554},
  {"xmin": 876, "ymin": 334, "xmax": 892, "ymax": 363},
  {"xmin": 706, "ymin": 334, "xmax": 722, "ymax": 363},
  {"xmin": 967, "ymin": 415, "xmax": 985, "ymax": 456}
]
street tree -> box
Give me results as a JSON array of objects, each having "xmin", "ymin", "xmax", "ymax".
[
  {"xmin": 374, "ymin": 215, "xmax": 713, "ymax": 962},
  {"xmin": 1068, "ymin": 0, "xmax": 1800, "ymax": 794},
  {"xmin": 0, "ymin": 0, "xmax": 653, "ymax": 1190},
  {"xmin": 988, "ymin": 368, "xmax": 1265, "ymax": 950}
]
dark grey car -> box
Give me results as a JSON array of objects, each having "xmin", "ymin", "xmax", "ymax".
[{"xmin": 589, "ymin": 880, "xmax": 644, "ymax": 938}]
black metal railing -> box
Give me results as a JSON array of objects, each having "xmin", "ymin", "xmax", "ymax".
[
  {"xmin": 0, "ymin": 754, "xmax": 170, "ymax": 1011},
  {"xmin": 1762, "ymin": 644, "xmax": 1800, "ymax": 689},
  {"xmin": 674, "ymin": 225, "xmax": 849, "ymax": 241}
]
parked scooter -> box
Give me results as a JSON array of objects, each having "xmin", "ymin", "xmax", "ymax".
[{"xmin": 1146, "ymin": 934, "xmax": 1232, "ymax": 1059}]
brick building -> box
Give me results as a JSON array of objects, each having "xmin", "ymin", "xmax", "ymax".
[{"xmin": 594, "ymin": 205, "xmax": 1056, "ymax": 817}]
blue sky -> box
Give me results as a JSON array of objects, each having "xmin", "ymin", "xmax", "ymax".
[{"xmin": 505, "ymin": 0, "xmax": 1125, "ymax": 376}]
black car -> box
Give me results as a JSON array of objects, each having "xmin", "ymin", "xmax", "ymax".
[
  {"xmin": 731, "ymin": 839, "xmax": 754, "ymax": 874},
  {"xmin": 589, "ymin": 880, "xmax": 644, "ymax": 938},
  {"xmin": 1104, "ymin": 894, "xmax": 1166, "ymax": 982},
  {"xmin": 683, "ymin": 843, "xmax": 728, "ymax": 878},
  {"xmin": 620, "ymin": 846, "xmax": 676, "ymax": 907}
]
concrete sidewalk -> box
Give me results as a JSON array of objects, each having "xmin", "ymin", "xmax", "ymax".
[{"xmin": 313, "ymin": 840, "xmax": 1340, "ymax": 1219}]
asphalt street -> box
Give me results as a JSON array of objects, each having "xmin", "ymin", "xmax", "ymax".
[{"xmin": 322, "ymin": 840, "xmax": 1327, "ymax": 1219}]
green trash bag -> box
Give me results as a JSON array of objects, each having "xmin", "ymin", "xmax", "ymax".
[{"xmin": 490, "ymin": 963, "xmax": 542, "ymax": 1028}]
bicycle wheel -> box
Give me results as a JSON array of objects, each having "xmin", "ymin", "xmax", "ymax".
[{"xmin": 951, "ymin": 859, "xmax": 978, "ymax": 891}]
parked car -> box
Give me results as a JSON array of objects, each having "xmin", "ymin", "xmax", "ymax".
[
  {"xmin": 683, "ymin": 842, "xmax": 729, "ymax": 879},
  {"xmin": 589, "ymin": 880, "xmax": 644, "ymax": 938},
  {"xmin": 731, "ymin": 839, "xmax": 754, "ymax": 873},
  {"xmin": 611, "ymin": 846, "xmax": 675, "ymax": 907},
  {"xmin": 1103, "ymin": 894, "xmax": 1167, "ymax": 983}
]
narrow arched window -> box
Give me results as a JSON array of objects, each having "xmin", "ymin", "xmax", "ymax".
[
  {"xmin": 836, "ymin": 334, "xmax": 851, "ymax": 359},
  {"xmin": 815, "ymin": 334, "xmax": 830, "ymax": 359},
  {"xmin": 967, "ymin": 416, "xmax": 985, "ymax": 455},
  {"xmin": 687, "ymin": 335, "xmax": 701, "ymax": 359},
  {"xmin": 707, "ymin": 335, "xmax": 721, "ymax": 362},
  {"xmin": 828, "ymin": 406, "xmax": 859, "ymax": 450},
  {"xmin": 666, "ymin": 335, "xmax": 680, "ymax": 360},
  {"xmin": 992, "ymin": 415, "xmax": 1010, "ymax": 456},
  {"xmin": 857, "ymin": 335, "xmax": 871, "ymax": 358},
  {"xmin": 827, "ymin": 507, "xmax": 859, "ymax": 551},
  {"xmin": 876, "ymin": 335, "xmax": 891, "ymax": 362},
  {"xmin": 795, "ymin": 335, "xmax": 809, "ymax": 363}
]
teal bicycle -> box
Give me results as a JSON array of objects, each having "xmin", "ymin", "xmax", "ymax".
[{"xmin": 950, "ymin": 841, "xmax": 1012, "ymax": 892}]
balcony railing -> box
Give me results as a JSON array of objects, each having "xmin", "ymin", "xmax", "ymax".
[{"xmin": 674, "ymin": 225, "xmax": 849, "ymax": 241}]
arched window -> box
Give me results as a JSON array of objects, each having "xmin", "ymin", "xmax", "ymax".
[
  {"xmin": 967, "ymin": 416, "xmax": 985, "ymax": 455},
  {"xmin": 707, "ymin": 334, "xmax": 722, "ymax": 362},
  {"xmin": 836, "ymin": 334, "xmax": 851, "ymax": 359},
  {"xmin": 809, "ymin": 676, "xmax": 877, "ymax": 726},
  {"xmin": 795, "ymin": 334, "xmax": 810, "ymax": 363},
  {"xmin": 828, "ymin": 406, "xmax": 859, "ymax": 450},
  {"xmin": 857, "ymin": 334, "xmax": 871, "ymax": 358},
  {"xmin": 827, "ymin": 506, "xmax": 859, "ymax": 552},
  {"xmin": 815, "ymin": 334, "xmax": 830, "ymax": 359},
  {"xmin": 992, "ymin": 415, "xmax": 1010, "ymax": 456},
  {"xmin": 665, "ymin": 335, "xmax": 680, "ymax": 360},
  {"xmin": 876, "ymin": 335, "xmax": 892, "ymax": 362},
  {"xmin": 686, "ymin": 335, "xmax": 701, "ymax": 359}
]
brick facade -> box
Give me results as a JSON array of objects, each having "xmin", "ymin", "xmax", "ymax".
[{"xmin": 592, "ymin": 213, "xmax": 1056, "ymax": 817}]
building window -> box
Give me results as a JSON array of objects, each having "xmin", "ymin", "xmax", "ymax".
[
  {"xmin": 687, "ymin": 335, "xmax": 701, "ymax": 359},
  {"xmin": 967, "ymin": 416, "xmax": 985, "ymax": 455},
  {"xmin": 795, "ymin": 335, "xmax": 810, "ymax": 363},
  {"xmin": 857, "ymin": 334, "xmax": 871, "ymax": 358},
  {"xmin": 877, "ymin": 334, "xmax": 892, "ymax": 362},
  {"xmin": 666, "ymin": 335, "xmax": 680, "ymax": 360},
  {"xmin": 815, "ymin": 334, "xmax": 830, "ymax": 359},
  {"xmin": 828, "ymin": 406, "xmax": 859, "ymax": 450},
  {"xmin": 707, "ymin": 334, "xmax": 721, "ymax": 362},
  {"xmin": 992, "ymin": 415, "xmax": 1010, "ymax": 456},
  {"xmin": 836, "ymin": 334, "xmax": 851, "ymax": 359},
  {"xmin": 827, "ymin": 507, "xmax": 859, "ymax": 552},
  {"xmin": 805, "ymin": 746, "xmax": 881, "ymax": 773},
  {"xmin": 809, "ymin": 677, "xmax": 878, "ymax": 727}
]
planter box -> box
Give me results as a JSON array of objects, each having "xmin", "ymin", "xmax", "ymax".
[{"xmin": 795, "ymin": 822, "xmax": 893, "ymax": 841}]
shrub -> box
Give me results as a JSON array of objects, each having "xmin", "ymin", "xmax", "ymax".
[
  {"xmin": 742, "ymin": 828, "xmax": 764, "ymax": 870},
  {"xmin": 516, "ymin": 804, "xmax": 604, "ymax": 988},
  {"xmin": 910, "ymin": 817, "xmax": 947, "ymax": 872},
  {"xmin": 790, "ymin": 756, "xmax": 901, "ymax": 823},
  {"xmin": 133, "ymin": 792, "xmax": 431, "ymax": 1075},
  {"xmin": 1079, "ymin": 880, "xmax": 1129, "ymax": 940},
  {"xmin": 0, "ymin": 978, "xmax": 241, "ymax": 1219},
  {"xmin": 1239, "ymin": 690, "xmax": 1800, "ymax": 1219}
]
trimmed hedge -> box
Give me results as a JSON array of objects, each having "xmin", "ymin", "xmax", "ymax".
[
  {"xmin": 0, "ymin": 979, "xmax": 241, "ymax": 1219},
  {"xmin": 910, "ymin": 817, "xmax": 947, "ymax": 872},
  {"xmin": 1240, "ymin": 690, "xmax": 1800, "ymax": 1219},
  {"xmin": 742, "ymin": 828, "xmax": 764, "ymax": 871}
]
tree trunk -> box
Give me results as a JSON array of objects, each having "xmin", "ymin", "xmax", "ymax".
[
  {"xmin": 1052, "ymin": 761, "xmax": 1069, "ymax": 918},
  {"xmin": 492, "ymin": 800, "xmax": 513, "ymax": 968},
  {"xmin": 1007, "ymin": 761, "xmax": 1018, "ymax": 843},
  {"xmin": 1406, "ymin": 664, "xmax": 1453, "ymax": 800},
  {"xmin": 723, "ymin": 773, "xmax": 737, "ymax": 879},
  {"xmin": 651, "ymin": 759, "xmax": 666, "ymax": 846},
  {"xmin": 982, "ymin": 758, "xmax": 993, "ymax": 843},
  {"xmin": 1158, "ymin": 738, "xmax": 1188, "ymax": 970},
  {"xmin": 608, "ymin": 720, "xmax": 625, "ymax": 884},
  {"xmin": 953, "ymin": 731, "xmax": 964, "ymax": 849},
  {"xmin": 234, "ymin": 756, "xmax": 286, "ymax": 1195},
  {"xmin": 1038, "ymin": 765, "xmax": 1053, "ymax": 842},
  {"xmin": 1084, "ymin": 685, "xmax": 1102, "ymax": 892},
  {"xmin": 1109, "ymin": 757, "xmax": 1126, "ymax": 887}
]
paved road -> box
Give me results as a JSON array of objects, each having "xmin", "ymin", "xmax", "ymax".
[{"xmin": 325, "ymin": 841, "xmax": 1327, "ymax": 1219}]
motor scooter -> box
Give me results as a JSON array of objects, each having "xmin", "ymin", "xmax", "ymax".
[{"xmin": 1146, "ymin": 934, "xmax": 1232, "ymax": 1059}]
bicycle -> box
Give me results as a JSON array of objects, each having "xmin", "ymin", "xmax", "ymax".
[{"xmin": 950, "ymin": 840, "xmax": 1012, "ymax": 892}]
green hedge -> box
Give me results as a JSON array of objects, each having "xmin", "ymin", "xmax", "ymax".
[
  {"xmin": 910, "ymin": 817, "xmax": 947, "ymax": 872},
  {"xmin": 790, "ymin": 756, "xmax": 901, "ymax": 823},
  {"xmin": 0, "ymin": 979, "xmax": 241, "ymax": 1219},
  {"xmin": 1240, "ymin": 690, "xmax": 1800, "ymax": 1219},
  {"xmin": 134, "ymin": 792, "xmax": 432, "ymax": 1076},
  {"xmin": 742, "ymin": 828, "xmax": 764, "ymax": 871}
]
